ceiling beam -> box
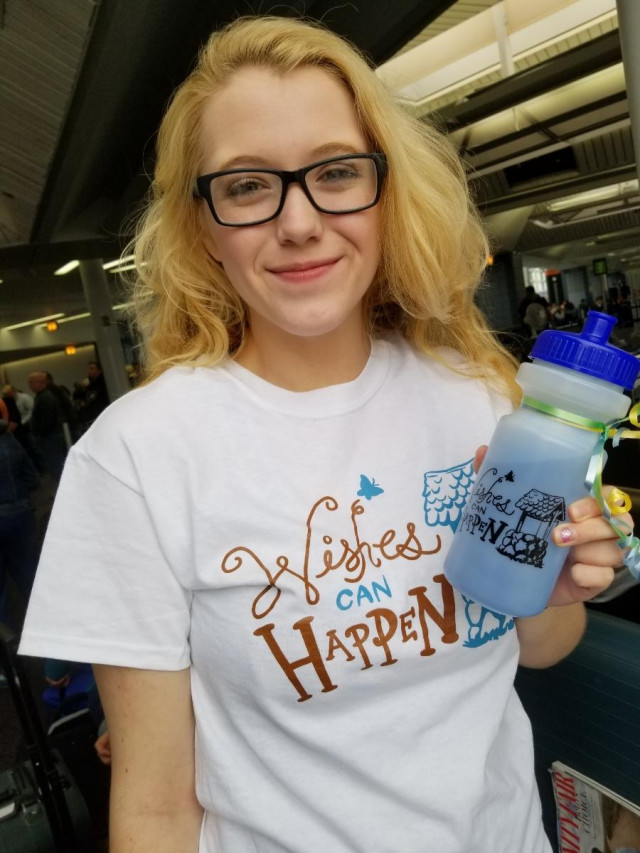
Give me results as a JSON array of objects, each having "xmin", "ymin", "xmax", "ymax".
[
  {"xmin": 478, "ymin": 164, "xmax": 638, "ymax": 215},
  {"xmin": 464, "ymin": 92, "xmax": 628, "ymax": 159},
  {"xmin": 434, "ymin": 31, "xmax": 622, "ymax": 131}
]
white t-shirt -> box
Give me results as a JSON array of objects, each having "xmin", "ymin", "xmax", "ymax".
[{"xmin": 20, "ymin": 337, "xmax": 550, "ymax": 853}]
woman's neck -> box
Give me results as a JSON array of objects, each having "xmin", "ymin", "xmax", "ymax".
[{"xmin": 234, "ymin": 324, "xmax": 372, "ymax": 391}]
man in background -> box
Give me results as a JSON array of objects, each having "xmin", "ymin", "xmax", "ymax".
[
  {"xmin": 79, "ymin": 361, "xmax": 110, "ymax": 431},
  {"xmin": 27, "ymin": 372, "xmax": 68, "ymax": 483},
  {"xmin": 3, "ymin": 384, "xmax": 33, "ymax": 428}
]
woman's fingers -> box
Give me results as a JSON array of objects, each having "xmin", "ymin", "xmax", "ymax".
[
  {"xmin": 548, "ymin": 486, "xmax": 635, "ymax": 605},
  {"xmin": 552, "ymin": 514, "xmax": 632, "ymax": 551},
  {"xmin": 569, "ymin": 563, "xmax": 615, "ymax": 591},
  {"xmin": 472, "ymin": 445, "xmax": 488, "ymax": 475},
  {"xmin": 566, "ymin": 487, "xmax": 633, "ymax": 523},
  {"xmin": 553, "ymin": 509, "xmax": 632, "ymax": 569},
  {"xmin": 553, "ymin": 489, "xmax": 633, "ymax": 559},
  {"xmin": 564, "ymin": 539, "xmax": 627, "ymax": 568}
]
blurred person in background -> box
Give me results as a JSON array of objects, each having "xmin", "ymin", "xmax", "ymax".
[
  {"xmin": 0, "ymin": 419, "xmax": 39, "ymax": 632},
  {"xmin": 78, "ymin": 361, "xmax": 110, "ymax": 432},
  {"xmin": 27, "ymin": 372, "xmax": 68, "ymax": 482}
]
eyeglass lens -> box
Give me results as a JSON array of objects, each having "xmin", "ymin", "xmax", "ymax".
[{"xmin": 209, "ymin": 156, "xmax": 379, "ymax": 224}]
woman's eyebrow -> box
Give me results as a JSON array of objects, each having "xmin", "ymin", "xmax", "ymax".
[
  {"xmin": 211, "ymin": 155, "xmax": 272, "ymax": 172},
  {"xmin": 212, "ymin": 143, "xmax": 364, "ymax": 173},
  {"xmin": 310, "ymin": 142, "xmax": 362, "ymax": 158}
]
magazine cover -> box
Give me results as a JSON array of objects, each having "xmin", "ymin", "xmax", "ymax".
[{"xmin": 551, "ymin": 761, "xmax": 640, "ymax": 853}]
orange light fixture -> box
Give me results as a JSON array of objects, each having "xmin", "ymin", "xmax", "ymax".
[
  {"xmin": 46, "ymin": 320, "xmax": 59, "ymax": 331},
  {"xmin": 486, "ymin": 254, "xmax": 494, "ymax": 266},
  {"xmin": 65, "ymin": 344, "xmax": 77, "ymax": 355}
]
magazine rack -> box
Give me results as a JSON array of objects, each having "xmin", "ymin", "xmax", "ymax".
[{"xmin": 515, "ymin": 609, "xmax": 640, "ymax": 852}]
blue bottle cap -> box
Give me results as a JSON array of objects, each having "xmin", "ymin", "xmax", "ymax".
[{"xmin": 530, "ymin": 311, "xmax": 640, "ymax": 389}]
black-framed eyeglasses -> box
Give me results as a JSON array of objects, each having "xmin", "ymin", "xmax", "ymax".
[{"xmin": 193, "ymin": 152, "xmax": 387, "ymax": 227}]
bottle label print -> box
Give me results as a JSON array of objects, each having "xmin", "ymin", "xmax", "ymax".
[{"xmin": 459, "ymin": 467, "xmax": 566, "ymax": 569}]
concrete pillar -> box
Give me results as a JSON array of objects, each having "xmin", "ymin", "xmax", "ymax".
[
  {"xmin": 617, "ymin": 0, "xmax": 640, "ymax": 179},
  {"xmin": 79, "ymin": 259, "xmax": 131, "ymax": 401}
]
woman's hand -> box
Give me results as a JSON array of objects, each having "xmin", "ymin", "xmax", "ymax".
[
  {"xmin": 547, "ymin": 489, "xmax": 632, "ymax": 607},
  {"xmin": 472, "ymin": 445, "xmax": 632, "ymax": 609}
]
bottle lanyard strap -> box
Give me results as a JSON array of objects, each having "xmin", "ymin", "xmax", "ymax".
[{"xmin": 522, "ymin": 396, "xmax": 640, "ymax": 577}]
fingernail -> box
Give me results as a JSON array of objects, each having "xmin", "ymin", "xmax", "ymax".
[{"xmin": 558, "ymin": 526, "xmax": 573, "ymax": 544}]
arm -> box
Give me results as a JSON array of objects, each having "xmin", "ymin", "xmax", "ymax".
[
  {"xmin": 93, "ymin": 665, "xmax": 203, "ymax": 852},
  {"xmin": 19, "ymin": 393, "xmax": 33, "ymax": 425},
  {"xmin": 516, "ymin": 603, "xmax": 586, "ymax": 669}
]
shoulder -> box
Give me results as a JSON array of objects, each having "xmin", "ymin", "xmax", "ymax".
[
  {"xmin": 391, "ymin": 339, "xmax": 513, "ymax": 421},
  {"xmin": 394, "ymin": 339, "xmax": 474, "ymax": 385},
  {"xmin": 76, "ymin": 363, "xmax": 234, "ymax": 475},
  {"xmin": 89, "ymin": 363, "xmax": 229, "ymax": 425}
]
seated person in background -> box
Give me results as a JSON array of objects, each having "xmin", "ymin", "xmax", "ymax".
[
  {"xmin": 518, "ymin": 284, "xmax": 549, "ymax": 324},
  {"xmin": 524, "ymin": 298, "xmax": 550, "ymax": 338}
]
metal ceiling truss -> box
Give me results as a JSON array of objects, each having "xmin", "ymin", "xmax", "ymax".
[
  {"xmin": 479, "ymin": 164, "xmax": 637, "ymax": 215},
  {"xmin": 432, "ymin": 30, "xmax": 622, "ymax": 131},
  {"xmin": 463, "ymin": 92, "xmax": 628, "ymax": 174}
]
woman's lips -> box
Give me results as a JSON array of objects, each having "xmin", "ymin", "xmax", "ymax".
[{"xmin": 268, "ymin": 258, "xmax": 340, "ymax": 283}]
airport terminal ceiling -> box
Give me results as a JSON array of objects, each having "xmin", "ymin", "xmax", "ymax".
[{"xmin": 0, "ymin": 0, "xmax": 638, "ymax": 345}]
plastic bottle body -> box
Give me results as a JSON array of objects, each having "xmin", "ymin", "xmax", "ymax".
[{"xmin": 443, "ymin": 360, "xmax": 631, "ymax": 617}]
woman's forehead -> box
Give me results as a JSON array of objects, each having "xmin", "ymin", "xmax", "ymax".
[{"xmin": 198, "ymin": 66, "xmax": 366, "ymax": 171}]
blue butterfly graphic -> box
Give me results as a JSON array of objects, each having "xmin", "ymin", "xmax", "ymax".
[{"xmin": 357, "ymin": 475, "xmax": 384, "ymax": 501}]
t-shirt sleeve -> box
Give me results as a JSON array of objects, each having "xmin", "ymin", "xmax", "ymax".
[{"xmin": 19, "ymin": 447, "xmax": 192, "ymax": 670}]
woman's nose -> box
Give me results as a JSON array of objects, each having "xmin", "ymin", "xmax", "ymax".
[{"xmin": 275, "ymin": 183, "xmax": 323, "ymax": 243}]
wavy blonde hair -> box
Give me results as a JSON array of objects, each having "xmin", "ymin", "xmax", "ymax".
[{"xmin": 130, "ymin": 15, "xmax": 520, "ymax": 401}]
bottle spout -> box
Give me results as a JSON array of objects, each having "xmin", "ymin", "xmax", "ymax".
[
  {"xmin": 581, "ymin": 310, "xmax": 617, "ymax": 343},
  {"xmin": 530, "ymin": 309, "xmax": 639, "ymax": 389}
]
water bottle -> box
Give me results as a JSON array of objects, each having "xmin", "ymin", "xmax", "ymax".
[{"xmin": 443, "ymin": 311, "xmax": 640, "ymax": 617}]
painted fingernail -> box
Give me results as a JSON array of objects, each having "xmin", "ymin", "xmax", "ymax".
[{"xmin": 559, "ymin": 527, "xmax": 573, "ymax": 543}]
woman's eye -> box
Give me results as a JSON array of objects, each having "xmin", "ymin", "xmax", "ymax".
[
  {"xmin": 317, "ymin": 166, "xmax": 359, "ymax": 183},
  {"xmin": 226, "ymin": 178, "xmax": 269, "ymax": 198}
]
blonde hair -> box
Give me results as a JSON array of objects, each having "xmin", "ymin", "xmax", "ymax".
[{"xmin": 130, "ymin": 15, "xmax": 519, "ymax": 401}]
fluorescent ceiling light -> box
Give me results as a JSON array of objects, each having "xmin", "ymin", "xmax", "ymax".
[
  {"xmin": 108, "ymin": 263, "xmax": 137, "ymax": 273},
  {"xmin": 53, "ymin": 312, "xmax": 91, "ymax": 325},
  {"xmin": 37, "ymin": 306, "xmax": 131, "ymax": 326},
  {"xmin": 54, "ymin": 260, "xmax": 80, "ymax": 275},
  {"xmin": 547, "ymin": 181, "xmax": 639, "ymax": 211},
  {"xmin": 103, "ymin": 255, "xmax": 134, "ymax": 270},
  {"xmin": 2, "ymin": 312, "xmax": 66, "ymax": 332}
]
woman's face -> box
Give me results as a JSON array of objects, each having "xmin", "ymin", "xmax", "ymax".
[{"xmin": 197, "ymin": 66, "xmax": 381, "ymax": 349}]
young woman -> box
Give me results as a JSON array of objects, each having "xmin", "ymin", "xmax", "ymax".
[{"xmin": 20, "ymin": 16, "xmax": 632, "ymax": 853}]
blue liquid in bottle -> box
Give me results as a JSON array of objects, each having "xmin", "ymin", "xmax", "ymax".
[
  {"xmin": 443, "ymin": 311, "xmax": 639, "ymax": 617},
  {"xmin": 444, "ymin": 408, "xmax": 597, "ymax": 616}
]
